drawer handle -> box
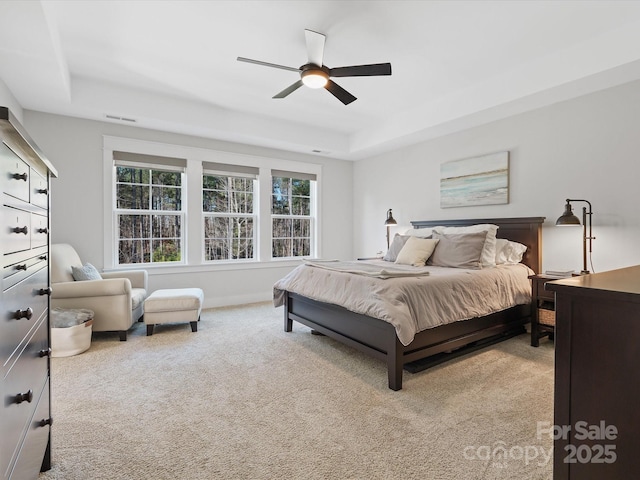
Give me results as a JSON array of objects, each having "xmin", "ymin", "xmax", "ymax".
[
  {"xmin": 39, "ymin": 417, "xmax": 54, "ymax": 427},
  {"xmin": 39, "ymin": 255, "xmax": 47, "ymax": 260},
  {"xmin": 15, "ymin": 307, "xmax": 33, "ymax": 320},
  {"xmin": 37, "ymin": 227, "xmax": 49, "ymax": 234},
  {"xmin": 15, "ymin": 390, "xmax": 33, "ymax": 404},
  {"xmin": 16, "ymin": 264, "xmax": 28, "ymax": 271},
  {"xmin": 39, "ymin": 348, "xmax": 52, "ymax": 358},
  {"xmin": 12, "ymin": 172, "xmax": 28, "ymax": 181},
  {"xmin": 37, "ymin": 188, "xmax": 48, "ymax": 195},
  {"xmin": 39, "ymin": 287, "xmax": 52, "ymax": 296},
  {"xmin": 12, "ymin": 226, "xmax": 29, "ymax": 235}
]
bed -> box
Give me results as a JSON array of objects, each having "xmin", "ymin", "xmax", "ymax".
[{"xmin": 276, "ymin": 217, "xmax": 545, "ymax": 390}]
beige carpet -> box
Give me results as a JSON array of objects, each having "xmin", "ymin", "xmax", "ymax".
[{"xmin": 39, "ymin": 302, "xmax": 554, "ymax": 480}]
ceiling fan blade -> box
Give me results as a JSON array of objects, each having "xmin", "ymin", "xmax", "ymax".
[
  {"xmin": 324, "ymin": 80, "xmax": 357, "ymax": 105},
  {"xmin": 304, "ymin": 29, "xmax": 325, "ymax": 66},
  {"xmin": 237, "ymin": 57, "xmax": 300, "ymax": 73},
  {"xmin": 329, "ymin": 63, "xmax": 392, "ymax": 77},
  {"xmin": 273, "ymin": 80, "xmax": 304, "ymax": 99}
]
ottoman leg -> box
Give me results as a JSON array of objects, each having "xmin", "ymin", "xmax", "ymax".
[
  {"xmin": 146, "ymin": 324, "xmax": 154, "ymax": 336},
  {"xmin": 190, "ymin": 321, "xmax": 198, "ymax": 333}
]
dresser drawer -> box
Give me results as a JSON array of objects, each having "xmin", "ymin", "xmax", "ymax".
[
  {"xmin": 1, "ymin": 245, "xmax": 47, "ymax": 271},
  {"xmin": 1, "ymin": 205, "xmax": 31, "ymax": 255},
  {"xmin": 30, "ymin": 212, "xmax": 48, "ymax": 248},
  {"xmin": 30, "ymin": 169, "xmax": 49, "ymax": 210},
  {"xmin": 6, "ymin": 379, "xmax": 50, "ymax": 480},
  {"xmin": 3, "ymin": 252, "xmax": 48, "ymax": 291},
  {"xmin": 0, "ymin": 143, "xmax": 30, "ymax": 203},
  {"xmin": 0, "ymin": 267, "xmax": 48, "ymax": 367},
  {"xmin": 0, "ymin": 318, "xmax": 48, "ymax": 479},
  {"xmin": 537, "ymin": 286, "xmax": 555, "ymax": 302}
]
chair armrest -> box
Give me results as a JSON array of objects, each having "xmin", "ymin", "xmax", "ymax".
[
  {"xmin": 52, "ymin": 278, "xmax": 131, "ymax": 299},
  {"xmin": 101, "ymin": 270, "xmax": 148, "ymax": 289}
]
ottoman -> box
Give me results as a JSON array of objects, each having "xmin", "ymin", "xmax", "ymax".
[{"xmin": 144, "ymin": 288, "xmax": 204, "ymax": 336}]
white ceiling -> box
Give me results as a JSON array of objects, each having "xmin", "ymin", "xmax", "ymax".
[{"xmin": 2, "ymin": 0, "xmax": 640, "ymax": 160}]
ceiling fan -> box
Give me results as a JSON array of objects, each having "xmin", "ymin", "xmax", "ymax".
[{"xmin": 237, "ymin": 29, "xmax": 392, "ymax": 105}]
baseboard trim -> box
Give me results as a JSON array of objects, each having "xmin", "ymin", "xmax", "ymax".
[{"xmin": 202, "ymin": 293, "xmax": 272, "ymax": 309}]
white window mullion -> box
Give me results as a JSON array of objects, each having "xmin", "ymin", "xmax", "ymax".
[
  {"xmin": 186, "ymin": 158, "xmax": 201, "ymax": 265},
  {"xmin": 258, "ymin": 168, "xmax": 271, "ymax": 261}
]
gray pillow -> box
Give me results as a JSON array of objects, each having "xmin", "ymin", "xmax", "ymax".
[
  {"xmin": 71, "ymin": 263, "xmax": 102, "ymax": 281},
  {"xmin": 383, "ymin": 234, "xmax": 411, "ymax": 262},
  {"xmin": 429, "ymin": 231, "xmax": 488, "ymax": 269}
]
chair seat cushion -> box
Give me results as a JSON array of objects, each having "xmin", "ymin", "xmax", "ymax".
[{"xmin": 132, "ymin": 288, "xmax": 147, "ymax": 311}]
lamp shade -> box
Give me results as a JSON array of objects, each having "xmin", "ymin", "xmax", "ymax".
[
  {"xmin": 555, "ymin": 198, "xmax": 594, "ymax": 274},
  {"xmin": 556, "ymin": 201, "xmax": 580, "ymax": 226},
  {"xmin": 385, "ymin": 209, "xmax": 397, "ymax": 225}
]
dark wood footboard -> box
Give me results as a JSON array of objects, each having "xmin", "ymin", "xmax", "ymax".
[{"xmin": 284, "ymin": 292, "xmax": 529, "ymax": 390}]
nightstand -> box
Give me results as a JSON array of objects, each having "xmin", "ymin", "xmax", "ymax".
[{"xmin": 529, "ymin": 274, "xmax": 557, "ymax": 347}]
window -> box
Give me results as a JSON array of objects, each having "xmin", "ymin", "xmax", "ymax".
[
  {"xmin": 271, "ymin": 170, "xmax": 316, "ymax": 258},
  {"xmin": 114, "ymin": 151, "xmax": 185, "ymax": 265},
  {"xmin": 105, "ymin": 137, "xmax": 321, "ymax": 268},
  {"xmin": 203, "ymin": 163, "xmax": 258, "ymax": 261}
]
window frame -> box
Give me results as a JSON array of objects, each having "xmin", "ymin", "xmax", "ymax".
[
  {"xmin": 271, "ymin": 174, "xmax": 317, "ymax": 259},
  {"xmin": 202, "ymin": 170, "xmax": 258, "ymax": 263},
  {"xmin": 113, "ymin": 160, "xmax": 186, "ymax": 266}
]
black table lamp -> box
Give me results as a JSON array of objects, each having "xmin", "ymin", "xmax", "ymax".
[
  {"xmin": 385, "ymin": 208, "xmax": 397, "ymax": 249},
  {"xmin": 556, "ymin": 199, "xmax": 594, "ymax": 274}
]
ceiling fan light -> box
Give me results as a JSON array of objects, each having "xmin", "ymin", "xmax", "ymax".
[{"xmin": 301, "ymin": 70, "xmax": 329, "ymax": 88}]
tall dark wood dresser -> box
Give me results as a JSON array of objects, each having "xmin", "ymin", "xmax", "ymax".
[
  {"xmin": 547, "ymin": 266, "xmax": 640, "ymax": 480},
  {"xmin": 1, "ymin": 107, "xmax": 57, "ymax": 479}
]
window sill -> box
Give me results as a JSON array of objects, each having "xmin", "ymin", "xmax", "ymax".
[{"xmin": 103, "ymin": 258, "xmax": 308, "ymax": 276}]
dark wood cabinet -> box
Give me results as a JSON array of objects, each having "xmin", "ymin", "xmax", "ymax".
[
  {"xmin": 529, "ymin": 274, "xmax": 557, "ymax": 346},
  {"xmin": 547, "ymin": 266, "xmax": 640, "ymax": 480},
  {"xmin": 1, "ymin": 107, "xmax": 57, "ymax": 480}
]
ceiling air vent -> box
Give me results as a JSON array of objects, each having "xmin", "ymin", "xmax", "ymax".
[{"xmin": 105, "ymin": 114, "xmax": 137, "ymax": 123}]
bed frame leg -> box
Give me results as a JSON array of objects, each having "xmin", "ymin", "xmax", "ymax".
[
  {"xmin": 387, "ymin": 337, "xmax": 403, "ymax": 391},
  {"xmin": 284, "ymin": 295, "xmax": 293, "ymax": 332}
]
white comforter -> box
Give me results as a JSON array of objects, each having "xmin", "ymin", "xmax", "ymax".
[{"xmin": 273, "ymin": 260, "xmax": 533, "ymax": 346}]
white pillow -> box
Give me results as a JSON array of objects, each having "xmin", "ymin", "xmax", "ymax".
[
  {"xmin": 432, "ymin": 224, "xmax": 499, "ymax": 268},
  {"xmin": 495, "ymin": 238, "xmax": 527, "ymax": 264},
  {"xmin": 395, "ymin": 236, "xmax": 439, "ymax": 266}
]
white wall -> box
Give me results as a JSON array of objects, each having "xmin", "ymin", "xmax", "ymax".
[
  {"xmin": 23, "ymin": 111, "xmax": 354, "ymax": 308},
  {"xmin": 0, "ymin": 78, "xmax": 23, "ymax": 122},
  {"xmin": 353, "ymin": 80, "xmax": 640, "ymax": 274}
]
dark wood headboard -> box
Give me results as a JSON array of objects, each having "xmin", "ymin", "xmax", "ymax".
[{"xmin": 410, "ymin": 217, "xmax": 545, "ymax": 273}]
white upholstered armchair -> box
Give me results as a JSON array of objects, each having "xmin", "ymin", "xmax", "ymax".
[{"xmin": 50, "ymin": 244, "xmax": 148, "ymax": 341}]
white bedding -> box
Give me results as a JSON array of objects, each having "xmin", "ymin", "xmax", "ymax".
[
  {"xmin": 273, "ymin": 260, "xmax": 533, "ymax": 346},
  {"xmin": 303, "ymin": 259, "xmax": 431, "ymax": 279}
]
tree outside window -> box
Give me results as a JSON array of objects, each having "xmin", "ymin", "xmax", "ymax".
[
  {"xmin": 116, "ymin": 166, "xmax": 182, "ymax": 264},
  {"xmin": 272, "ymin": 176, "xmax": 313, "ymax": 258},
  {"xmin": 203, "ymin": 174, "xmax": 255, "ymax": 261}
]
